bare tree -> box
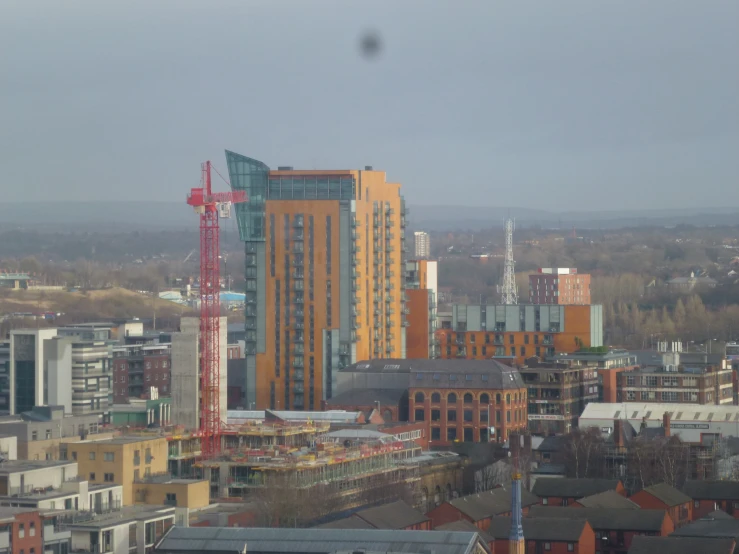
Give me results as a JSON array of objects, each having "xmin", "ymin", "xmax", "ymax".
[{"xmin": 563, "ymin": 427, "xmax": 605, "ymax": 479}]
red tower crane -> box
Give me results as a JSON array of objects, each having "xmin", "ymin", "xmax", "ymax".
[{"xmin": 186, "ymin": 161, "xmax": 247, "ymax": 458}]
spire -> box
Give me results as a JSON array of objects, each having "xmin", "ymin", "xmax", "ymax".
[
  {"xmin": 509, "ymin": 472, "xmax": 525, "ymax": 553},
  {"xmin": 501, "ymin": 218, "xmax": 518, "ymax": 305}
]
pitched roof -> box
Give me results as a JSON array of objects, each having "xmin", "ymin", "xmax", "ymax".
[
  {"xmin": 315, "ymin": 516, "xmax": 376, "ymax": 530},
  {"xmin": 627, "ymin": 536, "xmax": 736, "ymax": 554},
  {"xmin": 638, "ymin": 483, "xmax": 692, "ymax": 507},
  {"xmin": 488, "ymin": 517, "xmax": 587, "ymax": 542},
  {"xmin": 576, "ymin": 490, "xmax": 640, "ymax": 509},
  {"xmin": 155, "ymin": 527, "xmax": 485, "ymax": 554},
  {"xmin": 671, "ymin": 517, "xmax": 739, "ymax": 540},
  {"xmin": 326, "ymin": 388, "xmax": 406, "ymax": 407},
  {"xmin": 448, "ymin": 487, "xmax": 539, "ymax": 521},
  {"xmin": 527, "ymin": 506, "xmax": 667, "ymax": 532},
  {"xmin": 532, "ymin": 478, "xmax": 621, "ymax": 499},
  {"xmin": 436, "ymin": 520, "xmax": 494, "ymax": 544},
  {"xmin": 683, "ymin": 481, "xmax": 739, "ymax": 501},
  {"xmin": 354, "ymin": 500, "xmax": 430, "ymax": 530}
]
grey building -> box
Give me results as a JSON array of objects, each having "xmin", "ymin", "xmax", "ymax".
[
  {"xmin": 9, "ymin": 329, "xmax": 72, "ymax": 415},
  {"xmin": 0, "ymin": 341, "xmax": 9, "ymax": 414}
]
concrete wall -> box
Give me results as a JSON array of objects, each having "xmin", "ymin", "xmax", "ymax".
[
  {"xmin": 0, "ymin": 436, "xmax": 17, "ymax": 460},
  {"xmin": 171, "ymin": 319, "xmax": 199, "ymax": 431},
  {"xmin": 44, "ymin": 337, "xmax": 73, "ymax": 414}
]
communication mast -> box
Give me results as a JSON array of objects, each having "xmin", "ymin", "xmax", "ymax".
[
  {"xmin": 501, "ymin": 218, "xmax": 518, "ymax": 305},
  {"xmin": 186, "ymin": 161, "xmax": 247, "ymax": 458}
]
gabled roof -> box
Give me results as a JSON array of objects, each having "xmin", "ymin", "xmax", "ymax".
[
  {"xmin": 528, "ymin": 506, "xmax": 667, "ymax": 532},
  {"xmin": 448, "ymin": 487, "xmax": 539, "ymax": 521},
  {"xmin": 628, "ymin": 536, "xmax": 736, "ymax": 554},
  {"xmin": 315, "ymin": 516, "xmax": 376, "ymax": 530},
  {"xmin": 354, "ymin": 500, "xmax": 430, "ymax": 530},
  {"xmin": 683, "ymin": 481, "xmax": 739, "ymax": 501},
  {"xmin": 672, "ymin": 517, "xmax": 739, "ymax": 540},
  {"xmin": 436, "ymin": 520, "xmax": 494, "ymax": 544},
  {"xmin": 638, "ymin": 483, "xmax": 692, "ymax": 507},
  {"xmin": 488, "ymin": 517, "xmax": 588, "ymax": 542},
  {"xmin": 576, "ymin": 490, "xmax": 640, "ymax": 509},
  {"xmin": 155, "ymin": 527, "xmax": 486, "ymax": 554},
  {"xmin": 532, "ymin": 478, "xmax": 621, "ymax": 499}
]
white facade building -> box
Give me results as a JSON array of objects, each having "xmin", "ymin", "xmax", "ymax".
[{"xmin": 414, "ymin": 231, "xmax": 430, "ymax": 259}]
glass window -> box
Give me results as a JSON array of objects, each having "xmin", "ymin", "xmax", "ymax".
[
  {"xmin": 464, "ymin": 393, "xmax": 473, "ymax": 404},
  {"xmin": 480, "ymin": 393, "xmax": 490, "ymax": 404},
  {"xmin": 448, "ymin": 393, "xmax": 457, "ymax": 403},
  {"xmin": 414, "ymin": 392, "xmax": 424, "ymax": 403},
  {"xmin": 431, "ymin": 392, "xmax": 441, "ymax": 403}
]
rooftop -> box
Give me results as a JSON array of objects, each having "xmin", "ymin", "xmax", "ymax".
[
  {"xmin": 532, "ymin": 478, "xmax": 622, "ymax": 499},
  {"xmin": 326, "ymin": 388, "xmax": 407, "ymax": 407},
  {"xmin": 60, "ymin": 505, "xmax": 174, "ymax": 529},
  {"xmin": 315, "ymin": 516, "xmax": 376, "ymax": 530},
  {"xmin": 155, "ymin": 527, "xmax": 486, "ymax": 554},
  {"xmin": 0, "ymin": 506, "xmax": 41, "ymax": 521},
  {"xmin": 77, "ymin": 435, "xmax": 163, "ymax": 445},
  {"xmin": 683, "ymin": 481, "xmax": 739, "ymax": 501},
  {"xmin": 576, "ymin": 490, "xmax": 640, "ymax": 509},
  {"xmin": 448, "ymin": 487, "xmax": 539, "ymax": 521},
  {"xmin": 227, "ymin": 410, "xmax": 363, "ymax": 424},
  {"xmin": 639, "ymin": 483, "xmax": 692, "ymax": 507},
  {"xmin": 527, "ymin": 506, "xmax": 667, "ymax": 532},
  {"xmin": 488, "ymin": 516, "xmax": 588, "ymax": 542},
  {"xmin": 580, "ymin": 402, "xmax": 739, "ymax": 423},
  {"xmin": 353, "ymin": 500, "xmax": 429, "ymax": 530},
  {"xmin": 671, "ymin": 515, "xmax": 739, "ymax": 540},
  {"xmin": 628, "ymin": 536, "xmax": 736, "ymax": 554},
  {"xmin": 0, "ymin": 460, "xmax": 76, "ymax": 474},
  {"xmin": 435, "ymin": 520, "xmax": 494, "ymax": 545}
]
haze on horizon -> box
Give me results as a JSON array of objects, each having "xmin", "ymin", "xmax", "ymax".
[{"xmin": 1, "ymin": 0, "xmax": 737, "ymax": 211}]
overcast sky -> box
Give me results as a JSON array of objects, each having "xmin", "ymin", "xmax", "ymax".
[{"xmin": 1, "ymin": 0, "xmax": 737, "ymax": 211}]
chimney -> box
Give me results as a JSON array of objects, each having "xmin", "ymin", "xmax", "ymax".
[
  {"xmin": 663, "ymin": 412, "xmax": 671, "ymax": 437},
  {"xmin": 509, "ymin": 431, "xmax": 521, "ymax": 464},
  {"xmin": 613, "ymin": 419, "xmax": 624, "ymax": 447},
  {"xmin": 523, "ymin": 433, "xmax": 532, "ymax": 456}
]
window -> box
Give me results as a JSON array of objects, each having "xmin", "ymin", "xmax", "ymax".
[
  {"xmin": 414, "ymin": 392, "xmax": 424, "ymax": 403},
  {"xmin": 431, "ymin": 409, "xmax": 441, "ymax": 421},
  {"xmin": 464, "ymin": 410, "xmax": 473, "ymax": 422},
  {"xmin": 431, "ymin": 392, "xmax": 441, "ymax": 403},
  {"xmin": 447, "ymin": 428, "xmax": 457, "ymax": 441},
  {"xmin": 89, "ymin": 452, "xmax": 96, "ymax": 460},
  {"xmin": 447, "ymin": 410, "xmax": 457, "ymax": 422},
  {"xmin": 431, "ymin": 427, "xmax": 441, "ymax": 440},
  {"xmin": 506, "ymin": 394, "xmax": 511, "ymax": 403},
  {"xmin": 480, "ymin": 410, "xmax": 488, "ymax": 423},
  {"xmin": 480, "ymin": 393, "xmax": 490, "ymax": 404},
  {"xmin": 544, "ymin": 543, "xmax": 551, "ymax": 551},
  {"xmin": 104, "ymin": 452, "xmax": 115, "ymax": 462},
  {"xmin": 567, "ymin": 544, "xmax": 574, "ymax": 552},
  {"xmin": 496, "ymin": 393, "xmax": 501, "ymax": 404},
  {"xmin": 72, "ymin": 451, "xmax": 77, "ymax": 460},
  {"xmin": 19, "ymin": 524, "xmax": 24, "ymax": 538},
  {"xmin": 506, "ymin": 411, "xmax": 511, "ymax": 422},
  {"xmin": 104, "ymin": 473, "xmax": 114, "ymax": 482},
  {"xmin": 46, "ymin": 429, "xmax": 52, "ymax": 440},
  {"xmin": 542, "ymin": 497, "xmax": 548, "ymax": 505},
  {"xmin": 90, "ymin": 473, "xmax": 96, "ymax": 480},
  {"xmin": 29, "ymin": 522, "xmax": 35, "ymax": 537},
  {"xmin": 414, "ymin": 409, "xmax": 425, "ymax": 421},
  {"xmin": 464, "ymin": 393, "xmax": 473, "ymax": 404},
  {"xmin": 448, "ymin": 393, "xmax": 457, "ymax": 403},
  {"xmin": 31, "ymin": 431, "xmax": 37, "ymax": 441},
  {"xmin": 694, "ymin": 500, "xmax": 700, "ymax": 507},
  {"xmin": 166, "ymin": 493, "xmax": 177, "ymax": 505}
]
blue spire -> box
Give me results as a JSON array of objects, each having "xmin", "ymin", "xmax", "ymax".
[{"xmin": 509, "ymin": 476, "xmax": 524, "ymax": 541}]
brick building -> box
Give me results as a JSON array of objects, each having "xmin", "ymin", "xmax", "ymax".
[
  {"xmin": 630, "ymin": 483, "xmax": 693, "ymax": 528},
  {"xmin": 520, "ymin": 358, "xmax": 598, "ymax": 435},
  {"xmin": 682, "ymin": 481, "xmax": 739, "ymax": 521},
  {"xmin": 405, "ymin": 259, "xmax": 438, "ymax": 359},
  {"xmin": 437, "ymin": 303, "xmax": 603, "ymax": 366},
  {"xmin": 488, "ymin": 516, "xmax": 595, "ymax": 554},
  {"xmin": 427, "ymin": 487, "xmax": 539, "ymax": 531},
  {"xmin": 409, "ymin": 359, "xmax": 527, "ymax": 445},
  {"xmin": 111, "ymin": 343, "xmax": 171, "ymax": 403},
  {"xmin": 532, "ymin": 478, "xmax": 625, "ymax": 506},
  {"xmin": 550, "ymin": 349, "xmax": 638, "ymax": 403},
  {"xmin": 616, "ymin": 352, "xmax": 733, "ymax": 405},
  {"xmin": 529, "ymin": 268, "xmax": 591, "ymax": 305},
  {"xmin": 0, "ymin": 508, "xmax": 45, "ymax": 554},
  {"xmin": 527, "ymin": 505, "xmax": 674, "ymax": 554}
]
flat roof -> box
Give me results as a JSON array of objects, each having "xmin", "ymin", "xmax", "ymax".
[
  {"xmin": 76, "ymin": 435, "xmax": 163, "ymax": 445},
  {"xmin": 580, "ymin": 402, "xmax": 739, "ymax": 423},
  {"xmin": 0, "ymin": 460, "xmax": 76, "ymax": 474},
  {"xmin": 63, "ymin": 505, "xmax": 174, "ymax": 529}
]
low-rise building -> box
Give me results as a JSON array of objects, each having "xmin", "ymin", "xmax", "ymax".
[
  {"xmin": 683, "ymin": 481, "xmax": 739, "ymax": 521},
  {"xmin": 520, "ymin": 358, "xmax": 598, "ymax": 435},
  {"xmin": 133, "ymin": 475, "xmax": 209, "ymax": 526},
  {"xmin": 0, "ymin": 507, "xmax": 71, "ymax": 554},
  {"xmin": 110, "ymin": 396, "xmax": 172, "ymax": 428},
  {"xmin": 427, "ymin": 487, "xmax": 539, "ymax": 531},
  {"xmin": 549, "ymin": 349, "xmax": 638, "ymax": 403},
  {"xmin": 59, "ymin": 504, "xmax": 175, "ymax": 554},
  {"xmin": 111, "ymin": 343, "xmax": 171, "ymax": 403},
  {"xmin": 318, "ymin": 500, "xmax": 431, "ymax": 531},
  {"xmin": 532, "ymin": 478, "xmax": 625, "ymax": 507},
  {"xmin": 60, "ymin": 436, "xmax": 169, "ymax": 506},
  {"xmin": 630, "ymin": 483, "xmax": 693, "ymax": 528},
  {"xmin": 527, "ymin": 505, "xmax": 674, "ymax": 553},
  {"xmin": 628, "ymin": 535, "xmax": 737, "ymax": 554},
  {"xmin": 488, "ymin": 516, "xmax": 595, "ymax": 554}
]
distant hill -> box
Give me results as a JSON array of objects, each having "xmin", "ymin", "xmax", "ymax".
[{"xmin": 1, "ymin": 201, "xmax": 738, "ymax": 232}]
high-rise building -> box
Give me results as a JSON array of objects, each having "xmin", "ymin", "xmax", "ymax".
[
  {"xmin": 8, "ymin": 329, "xmax": 72, "ymax": 415},
  {"xmin": 529, "ymin": 268, "xmax": 591, "ymax": 305},
  {"xmin": 413, "ymin": 231, "xmax": 430, "ymax": 259},
  {"xmin": 226, "ymin": 152, "xmax": 407, "ymax": 410},
  {"xmin": 405, "ymin": 259, "xmax": 438, "ymax": 358}
]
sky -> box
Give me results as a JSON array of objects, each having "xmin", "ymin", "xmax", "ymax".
[{"xmin": 1, "ymin": 0, "xmax": 738, "ymax": 211}]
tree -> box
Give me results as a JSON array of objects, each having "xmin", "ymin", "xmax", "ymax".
[
  {"xmin": 673, "ymin": 299, "xmax": 687, "ymax": 333},
  {"xmin": 563, "ymin": 427, "xmax": 605, "ymax": 479}
]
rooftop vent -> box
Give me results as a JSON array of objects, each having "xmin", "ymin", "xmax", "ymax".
[
  {"xmin": 365, "ymin": 165, "xmax": 373, "ymax": 170},
  {"xmin": 277, "ymin": 166, "xmax": 293, "ymax": 170}
]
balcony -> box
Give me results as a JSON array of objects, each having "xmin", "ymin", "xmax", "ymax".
[
  {"xmin": 293, "ymin": 345, "xmax": 304, "ymax": 355},
  {"xmin": 385, "ymin": 218, "xmax": 395, "ymax": 227},
  {"xmin": 456, "ymin": 349, "xmax": 467, "ymax": 358},
  {"xmin": 352, "ymin": 282, "xmax": 361, "ymax": 291},
  {"xmin": 385, "ymin": 270, "xmax": 395, "ymax": 278},
  {"xmin": 351, "ymin": 255, "xmax": 359, "ymax": 266},
  {"xmin": 292, "ymin": 358, "xmax": 304, "ymax": 368},
  {"xmin": 293, "ymin": 295, "xmax": 304, "ymax": 305},
  {"xmin": 293, "ymin": 370, "xmax": 304, "ymax": 381},
  {"xmin": 385, "ymin": 244, "xmax": 395, "ymax": 253},
  {"xmin": 293, "ymin": 321, "xmax": 304, "ymax": 329},
  {"xmin": 292, "ymin": 243, "xmax": 304, "ymax": 254},
  {"xmin": 352, "ymin": 244, "xmax": 361, "ymax": 253},
  {"xmin": 374, "ymin": 320, "xmax": 382, "ymax": 329},
  {"xmin": 293, "ymin": 231, "xmax": 304, "ymax": 240},
  {"xmin": 293, "ymin": 218, "xmax": 304, "ymax": 228},
  {"xmin": 293, "ymin": 281, "xmax": 304, "ymax": 291},
  {"xmin": 291, "ymin": 270, "xmax": 304, "ymax": 279}
]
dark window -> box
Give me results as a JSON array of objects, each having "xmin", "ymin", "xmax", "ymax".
[
  {"xmin": 431, "ymin": 409, "xmax": 441, "ymax": 421},
  {"xmin": 480, "ymin": 393, "xmax": 490, "ymax": 404},
  {"xmin": 509, "ymin": 334, "xmax": 514, "ymax": 344},
  {"xmin": 448, "ymin": 393, "xmax": 457, "ymax": 403},
  {"xmin": 524, "ymin": 334, "xmax": 529, "ymax": 344},
  {"xmin": 431, "ymin": 392, "xmax": 441, "ymax": 403},
  {"xmin": 480, "ymin": 410, "xmax": 488, "ymax": 423},
  {"xmin": 463, "ymin": 428, "xmax": 473, "ymax": 442},
  {"xmin": 431, "ymin": 427, "xmax": 441, "ymax": 440},
  {"xmin": 464, "ymin": 393, "xmax": 473, "ymax": 404},
  {"xmin": 447, "ymin": 410, "xmax": 457, "ymax": 422},
  {"xmin": 447, "ymin": 428, "xmax": 457, "ymax": 441},
  {"xmin": 496, "ymin": 393, "xmax": 501, "ymax": 404},
  {"xmin": 414, "ymin": 408, "xmax": 425, "ymax": 421},
  {"xmin": 464, "ymin": 410, "xmax": 473, "ymax": 422},
  {"xmin": 414, "ymin": 392, "xmax": 424, "ymax": 403}
]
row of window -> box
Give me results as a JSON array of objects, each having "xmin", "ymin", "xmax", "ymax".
[
  {"xmin": 116, "ymin": 360, "xmax": 168, "ymax": 370},
  {"xmin": 415, "ymin": 407, "xmax": 524, "ymax": 424},
  {"xmin": 413, "ymin": 391, "xmax": 526, "ymax": 404}
]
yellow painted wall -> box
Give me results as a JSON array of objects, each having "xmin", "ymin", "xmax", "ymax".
[{"xmin": 133, "ymin": 479, "xmax": 209, "ymax": 509}]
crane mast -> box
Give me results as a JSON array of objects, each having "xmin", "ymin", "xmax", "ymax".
[{"xmin": 187, "ymin": 161, "xmax": 247, "ymax": 458}]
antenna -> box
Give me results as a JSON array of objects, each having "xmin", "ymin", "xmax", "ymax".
[{"xmin": 501, "ymin": 217, "xmax": 518, "ymax": 305}]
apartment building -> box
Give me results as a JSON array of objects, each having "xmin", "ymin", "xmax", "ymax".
[
  {"xmin": 0, "ymin": 507, "xmax": 67, "ymax": 554},
  {"xmin": 405, "ymin": 259, "xmax": 438, "ymax": 359},
  {"xmin": 529, "ymin": 268, "xmax": 591, "ymax": 305},
  {"xmin": 520, "ymin": 359, "xmax": 599, "ymax": 435},
  {"xmin": 551, "ymin": 349, "xmax": 638, "ymax": 403},
  {"xmin": 616, "ymin": 352, "xmax": 733, "ymax": 405},
  {"xmin": 8, "ymin": 329, "xmax": 72, "ymax": 415},
  {"xmin": 226, "ymin": 152, "xmax": 407, "ymax": 410},
  {"xmin": 0, "ymin": 342, "xmax": 8, "ymax": 415},
  {"xmin": 413, "ymin": 231, "xmax": 430, "ymax": 259},
  {"xmin": 111, "ymin": 343, "xmax": 171, "ymax": 403},
  {"xmin": 437, "ymin": 303, "xmax": 603, "ymax": 366},
  {"xmin": 60, "ymin": 436, "xmax": 169, "ymax": 506},
  {"xmin": 409, "ymin": 359, "xmax": 527, "ymax": 445},
  {"xmin": 0, "ymin": 406, "xmax": 105, "ymax": 461}
]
